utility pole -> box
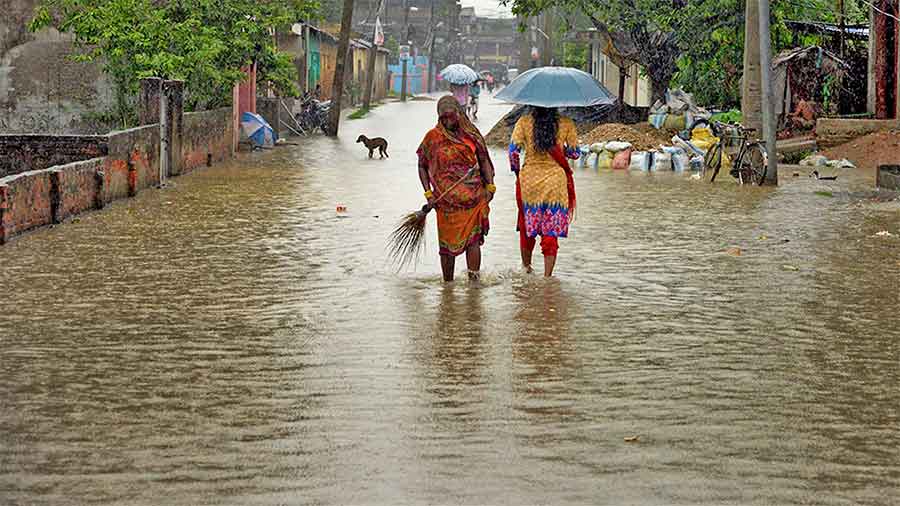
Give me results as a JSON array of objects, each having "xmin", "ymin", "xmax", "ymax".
[
  {"xmin": 837, "ymin": 0, "xmax": 846, "ymax": 58},
  {"xmin": 427, "ymin": 0, "xmax": 435, "ymax": 93},
  {"xmin": 401, "ymin": 0, "xmax": 410, "ymax": 101},
  {"xmin": 518, "ymin": 15, "xmax": 530, "ymax": 72},
  {"xmin": 742, "ymin": 0, "xmax": 763, "ymax": 134},
  {"xmin": 363, "ymin": 0, "xmax": 383, "ymax": 109},
  {"xmin": 327, "ymin": 0, "xmax": 356, "ymax": 136},
  {"xmin": 541, "ymin": 9, "xmax": 553, "ymax": 66},
  {"xmin": 758, "ymin": 0, "xmax": 777, "ymax": 185}
]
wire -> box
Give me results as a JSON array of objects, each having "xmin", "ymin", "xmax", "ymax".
[{"xmin": 858, "ymin": 0, "xmax": 900, "ymax": 23}]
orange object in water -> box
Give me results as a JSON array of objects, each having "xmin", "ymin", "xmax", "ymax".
[{"xmin": 336, "ymin": 205, "xmax": 347, "ymax": 213}]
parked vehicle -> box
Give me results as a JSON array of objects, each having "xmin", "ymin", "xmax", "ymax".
[{"xmin": 293, "ymin": 93, "xmax": 331, "ymax": 135}]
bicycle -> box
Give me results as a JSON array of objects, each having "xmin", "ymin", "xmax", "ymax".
[{"xmin": 691, "ymin": 118, "xmax": 767, "ymax": 185}]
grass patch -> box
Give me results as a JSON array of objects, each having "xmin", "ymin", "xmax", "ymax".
[
  {"xmin": 348, "ymin": 103, "xmax": 379, "ymax": 120},
  {"xmin": 711, "ymin": 109, "xmax": 742, "ymax": 124},
  {"xmin": 815, "ymin": 191, "xmax": 834, "ymax": 197}
]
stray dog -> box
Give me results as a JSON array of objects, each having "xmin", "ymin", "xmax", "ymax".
[{"xmin": 356, "ymin": 135, "xmax": 389, "ymax": 159}]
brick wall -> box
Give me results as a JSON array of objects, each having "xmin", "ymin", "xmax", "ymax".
[
  {"xmin": 56, "ymin": 158, "xmax": 105, "ymax": 222},
  {"xmin": 106, "ymin": 124, "xmax": 161, "ymax": 200},
  {"xmin": 816, "ymin": 118, "xmax": 900, "ymax": 147},
  {"xmin": 1, "ymin": 102, "xmax": 233, "ymax": 244},
  {"xmin": 0, "ymin": 169, "xmax": 53, "ymax": 241},
  {"xmin": 182, "ymin": 108, "xmax": 234, "ymax": 173},
  {"xmin": 0, "ymin": 135, "xmax": 108, "ymax": 177}
]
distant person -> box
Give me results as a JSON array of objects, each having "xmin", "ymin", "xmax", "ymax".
[
  {"xmin": 314, "ymin": 84, "xmax": 322, "ymax": 100},
  {"xmin": 487, "ymin": 75, "xmax": 495, "ymax": 93},
  {"xmin": 468, "ymin": 81, "xmax": 481, "ymax": 120}
]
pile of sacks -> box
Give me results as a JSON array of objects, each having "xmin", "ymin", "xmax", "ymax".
[
  {"xmin": 574, "ymin": 141, "xmax": 694, "ymax": 172},
  {"xmin": 648, "ymin": 89, "xmax": 711, "ymax": 131},
  {"xmin": 572, "ymin": 125, "xmax": 721, "ymax": 173}
]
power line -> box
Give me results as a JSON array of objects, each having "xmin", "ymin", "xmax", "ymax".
[{"xmin": 858, "ymin": 0, "xmax": 900, "ymax": 23}]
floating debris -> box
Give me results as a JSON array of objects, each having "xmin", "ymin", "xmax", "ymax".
[
  {"xmin": 624, "ymin": 435, "xmax": 640, "ymax": 443},
  {"xmin": 725, "ymin": 247, "xmax": 742, "ymax": 257}
]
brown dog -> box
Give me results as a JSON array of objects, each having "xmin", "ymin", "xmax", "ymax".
[{"xmin": 356, "ymin": 135, "xmax": 389, "ymax": 159}]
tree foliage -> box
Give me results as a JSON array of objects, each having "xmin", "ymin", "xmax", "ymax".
[
  {"xmin": 30, "ymin": 0, "xmax": 317, "ymax": 124},
  {"xmin": 505, "ymin": 0, "xmax": 870, "ymax": 107}
]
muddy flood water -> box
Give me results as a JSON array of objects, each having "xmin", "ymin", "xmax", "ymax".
[{"xmin": 2, "ymin": 96, "xmax": 900, "ymax": 505}]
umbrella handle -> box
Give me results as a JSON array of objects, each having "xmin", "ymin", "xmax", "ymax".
[{"xmin": 427, "ymin": 167, "xmax": 477, "ymax": 209}]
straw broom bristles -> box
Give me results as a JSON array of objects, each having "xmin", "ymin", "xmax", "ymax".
[
  {"xmin": 388, "ymin": 204, "xmax": 432, "ymax": 269},
  {"xmin": 388, "ymin": 167, "xmax": 477, "ymax": 269}
]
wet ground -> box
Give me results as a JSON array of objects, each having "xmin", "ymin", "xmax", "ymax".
[{"xmin": 2, "ymin": 95, "xmax": 900, "ymax": 505}]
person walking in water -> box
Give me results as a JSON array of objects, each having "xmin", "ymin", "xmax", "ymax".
[
  {"xmin": 417, "ymin": 96, "xmax": 496, "ymax": 281},
  {"xmin": 509, "ymin": 107, "xmax": 580, "ymax": 277}
]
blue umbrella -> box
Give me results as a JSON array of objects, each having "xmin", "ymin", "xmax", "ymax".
[
  {"xmin": 495, "ymin": 66, "xmax": 615, "ymax": 108},
  {"xmin": 440, "ymin": 64, "xmax": 479, "ymax": 85},
  {"xmin": 240, "ymin": 112, "xmax": 277, "ymax": 148}
]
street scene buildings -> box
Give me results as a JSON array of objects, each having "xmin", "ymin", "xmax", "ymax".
[{"xmin": 2, "ymin": 0, "xmax": 899, "ymax": 504}]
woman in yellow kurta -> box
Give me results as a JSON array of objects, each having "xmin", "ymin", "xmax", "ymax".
[{"xmin": 509, "ymin": 107, "xmax": 580, "ymax": 277}]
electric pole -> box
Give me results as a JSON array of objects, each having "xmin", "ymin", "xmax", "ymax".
[
  {"xmin": 401, "ymin": 0, "xmax": 411, "ymax": 101},
  {"xmin": 427, "ymin": 0, "xmax": 435, "ymax": 93},
  {"xmin": 363, "ymin": 0, "xmax": 382, "ymax": 109},
  {"xmin": 742, "ymin": 0, "xmax": 763, "ymax": 134},
  {"xmin": 758, "ymin": 0, "xmax": 778, "ymax": 185},
  {"xmin": 327, "ymin": 0, "xmax": 356, "ymax": 136}
]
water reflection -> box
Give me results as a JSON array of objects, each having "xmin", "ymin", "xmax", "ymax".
[{"xmin": 2, "ymin": 96, "xmax": 900, "ymax": 504}]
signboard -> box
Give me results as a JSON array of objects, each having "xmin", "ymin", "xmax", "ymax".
[{"xmin": 399, "ymin": 45, "xmax": 411, "ymax": 60}]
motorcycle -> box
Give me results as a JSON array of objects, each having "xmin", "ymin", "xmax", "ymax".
[{"xmin": 293, "ymin": 93, "xmax": 332, "ymax": 134}]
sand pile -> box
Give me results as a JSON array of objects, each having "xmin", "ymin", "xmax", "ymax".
[
  {"xmin": 822, "ymin": 130, "xmax": 900, "ymax": 172},
  {"xmin": 484, "ymin": 103, "xmax": 648, "ymax": 147},
  {"xmin": 580, "ymin": 124, "xmax": 662, "ymax": 151}
]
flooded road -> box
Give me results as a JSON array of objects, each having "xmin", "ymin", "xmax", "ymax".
[{"xmin": 2, "ymin": 95, "xmax": 900, "ymax": 505}]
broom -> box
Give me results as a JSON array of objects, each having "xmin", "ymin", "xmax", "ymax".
[{"xmin": 388, "ymin": 167, "xmax": 477, "ymax": 268}]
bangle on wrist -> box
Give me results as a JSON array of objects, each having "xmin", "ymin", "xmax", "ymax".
[
  {"xmin": 424, "ymin": 190, "xmax": 434, "ymax": 199},
  {"xmin": 485, "ymin": 183, "xmax": 496, "ymax": 194}
]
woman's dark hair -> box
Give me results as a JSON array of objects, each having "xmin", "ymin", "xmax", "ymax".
[{"xmin": 532, "ymin": 106, "xmax": 559, "ymax": 153}]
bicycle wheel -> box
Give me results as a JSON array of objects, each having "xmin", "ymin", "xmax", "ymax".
[
  {"xmin": 704, "ymin": 141, "xmax": 724, "ymax": 182},
  {"xmin": 737, "ymin": 143, "xmax": 767, "ymax": 185}
]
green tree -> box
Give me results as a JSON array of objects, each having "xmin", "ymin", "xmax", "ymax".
[
  {"xmin": 504, "ymin": 0, "xmax": 743, "ymax": 103},
  {"xmin": 30, "ymin": 0, "xmax": 317, "ymax": 126}
]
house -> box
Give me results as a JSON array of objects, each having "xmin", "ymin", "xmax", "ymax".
[
  {"xmin": 349, "ymin": 39, "xmax": 391, "ymax": 103},
  {"xmin": 458, "ymin": 10, "xmax": 520, "ymax": 74},
  {"xmin": 574, "ymin": 28, "xmax": 652, "ymax": 107}
]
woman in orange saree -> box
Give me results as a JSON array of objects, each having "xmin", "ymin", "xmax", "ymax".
[{"xmin": 417, "ymin": 96, "xmax": 496, "ymax": 281}]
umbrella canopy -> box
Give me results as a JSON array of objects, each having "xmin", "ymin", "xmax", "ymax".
[
  {"xmin": 495, "ymin": 66, "xmax": 615, "ymax": 108},
  {"xmin": 240, "ymin": 112, "xmax": 276, "ymax": 148},
  {"xmin": 440, "ymin": 64, "xmax": 479, "ymax": 85}
]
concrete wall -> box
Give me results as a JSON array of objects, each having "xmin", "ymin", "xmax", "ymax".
[
  {"xmin": 816, "ymin": 118, "xmax": 900, "ymax": 147},
  {"xmin": 181, "ymin": 107, "xmax": 234, "ymax": 173},
  {"xmin": 0, "ymin": 135, "xmax": 108, "ymax": 177},
  {"xmin": 1, "ymin": 105, "xmax": 234, "ymax": 243},
  {"xmin": 106, "ymin": 124, "xmax": 161, "ymax": 199},
  {"xmin": 1, "ymin": 0, "xmax": 114, "ymax": 134}
]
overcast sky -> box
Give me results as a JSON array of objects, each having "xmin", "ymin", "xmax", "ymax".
[{"xmin": 461, "ymin": 0, "xmax": 513, "ymax": 18}]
